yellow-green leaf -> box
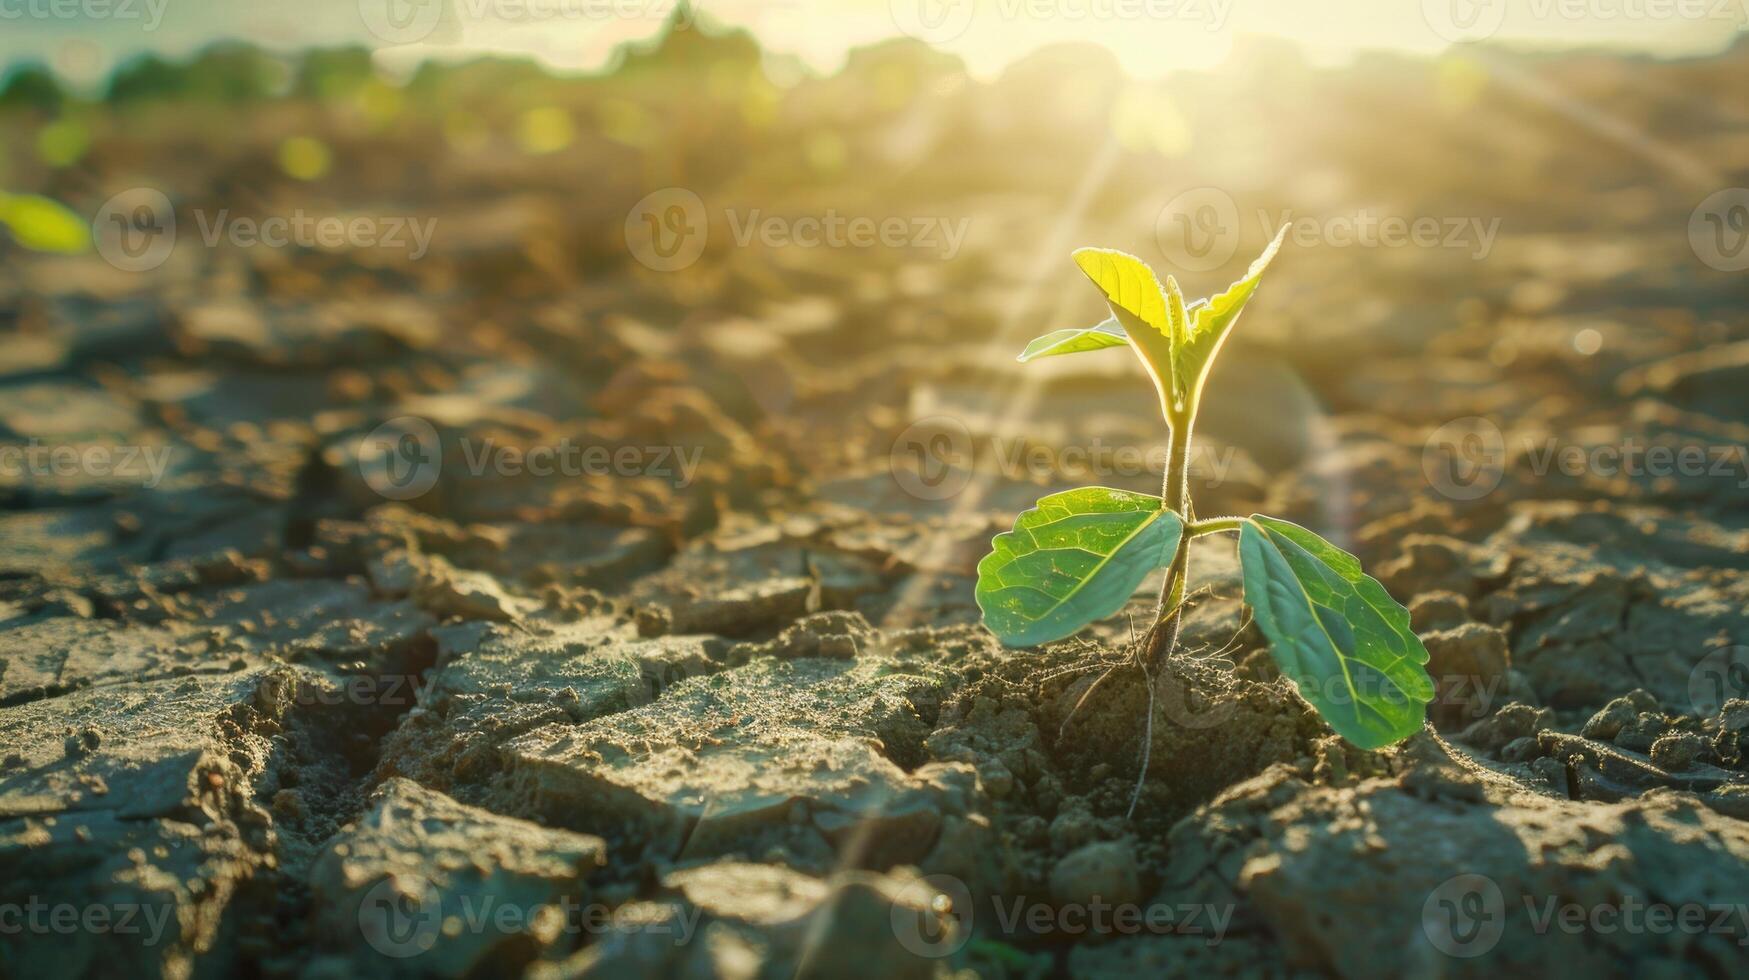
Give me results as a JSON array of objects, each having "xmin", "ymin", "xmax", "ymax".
[
  {"xmin": 1016, "ymin": 317, "xmax": 1129, "ymax": 362},
  {"xmin": 1070, "ymin": 247, "xmax": 1175, "ymax": 404},
  {"xmin": 0, "ymin": 193, "xmax": 91, "ymax": 254},
  {"xmin": 1173, "ymin": 224, "xmax": 1288, "ymax": 409}
]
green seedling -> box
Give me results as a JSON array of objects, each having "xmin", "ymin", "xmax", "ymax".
[{"xmin": 976, "ymin": 226, "xmax": 1435, "ymax": 772}]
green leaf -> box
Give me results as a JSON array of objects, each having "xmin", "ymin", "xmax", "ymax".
[
  {"xmin": 1239, "ymin": 515, "xmax": 1434, "ymax": 749},
  {"xmin": 977, "ymin": 487, "xmax": 1183, "ymax": 647},
  {"xmin": 0, "ymin": 193, "xmax": 91, "ymax": 254},
  {"xmin": 1172, "ymin": 224, "xmax": 1288, "ymax": 410},
  {"xmin": 1016, "ymin": 317, "xmax": 1129, "ymax": 362},
  {"xmin": 1070, "ymin": 248, "xmax": 1176, "ymax": 402}
]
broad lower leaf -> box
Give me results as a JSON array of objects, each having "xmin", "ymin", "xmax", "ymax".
[
  {"xmin": 1172, "ymin": 224, "xmax": 1288, "ymax": 410},
  {"xmin": 1070, "ymin": 248, "xmax": 1176, "ymax": 400},
  {"xmin": 978, "ymin": 487, "xmax": 1183, "ymax": 647},
  {"xmin": 0, "ymin": 193, "xmax": 90, "ymax": 254},
  {"xmin": 1239, "ymin": 515, "xmax": 1434, "ymax": 749},
  {"xmin": 1016, "ymin": 317, "xmax": 1129, "ymax": 362}
]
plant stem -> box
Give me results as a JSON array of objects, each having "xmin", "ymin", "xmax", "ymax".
[
  {"xmin": 1142, "ymin": 406, "xmax": 1194, "ymax": 674},
  {"xmin": 1187, "ymin": 516, "xmax": 1244, "ymax": 536}
]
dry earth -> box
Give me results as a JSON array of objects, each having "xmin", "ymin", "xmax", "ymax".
[{"xmin": 3, "ymin": 29, "xmax": 1749, "ymax": 979}]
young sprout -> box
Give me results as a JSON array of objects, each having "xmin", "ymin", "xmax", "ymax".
[{"xmin": 975, "ymin": 227, "xmax": 1435, "ymax": 772}]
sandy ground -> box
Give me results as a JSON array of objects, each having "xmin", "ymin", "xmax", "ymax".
[{"xmin": 3, "ymin": 29, "xmax": 1749, "ymax": 979}]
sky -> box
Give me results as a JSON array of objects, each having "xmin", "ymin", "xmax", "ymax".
[{"xmin": 2, "ymin": 0, "xmax": 1745, "ymax": 88}]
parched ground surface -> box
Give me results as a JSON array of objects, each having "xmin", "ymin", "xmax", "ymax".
[{"xmin": 3, "ymin": 31, "xmax": 1749, "ymax": 979}]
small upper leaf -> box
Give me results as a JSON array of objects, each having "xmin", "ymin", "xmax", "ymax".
[
  {"xmin": 1064, "ymin": 233, "xmax": 1285, "ymax": 415},
  {"xmin": 1239, "ymin": 515, "xmax": 1434, "ymax": 749},
  {"xmin": 1172, "ymin": 224, "xmax": 1288, "ymax": 409},
  {"xmin": 977, "ymin": 487, "xmax": 1183, "ymax": 647},
  {"xmin": 1016, "ymin": 317, "xmax": 1129, "ymax": 362}
]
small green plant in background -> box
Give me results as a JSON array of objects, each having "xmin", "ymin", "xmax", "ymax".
[
  {"xmin": 0, "ymin": 192, "xmax": 89, "ymax": 254},
  {"xmin": 975, "ymin": 226, "xmax": 1435, "ymax": 778}
]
